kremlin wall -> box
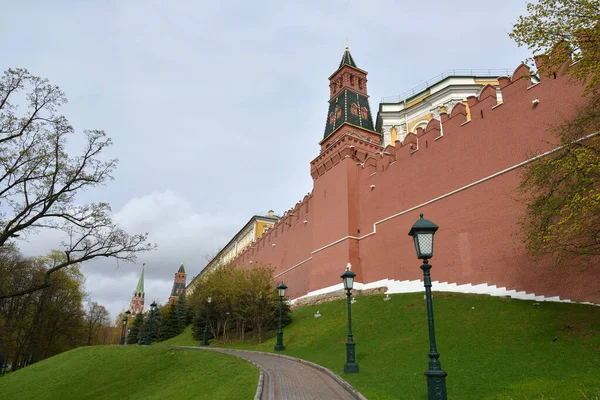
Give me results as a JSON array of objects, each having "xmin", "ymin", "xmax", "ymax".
[{"xmin": 195, "ymin": 48, "xmax": 600, "ymax": 306}]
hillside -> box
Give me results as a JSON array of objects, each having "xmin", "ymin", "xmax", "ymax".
[
  {"xmin": 0, "ymin": 346, "xmax": 258, "ymax": 400},
  {"xmin": 168, "ymin": 292, "xmax": 600, "ymax": 399}
]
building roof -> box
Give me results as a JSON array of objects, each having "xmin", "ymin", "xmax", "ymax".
[
  {"xmin": 178, "ymin": 262, "xmax": 185, "ymax": 274},
  {"xmin": 339, "ymin": 46, "xmax": 357, "ymax": 69},
  {"xmin": 134, "ymin": 264, "xmax": 145, "ymax": 294}
]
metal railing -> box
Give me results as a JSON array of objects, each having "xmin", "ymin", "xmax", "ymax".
[{"xmin": 380, "ymin": 69, "xmax": 513, "ymax": 104}]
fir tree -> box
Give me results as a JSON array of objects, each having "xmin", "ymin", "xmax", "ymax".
[
  {"xmin": 158, "ymin": 305, "xmax": 182, "ymax": 342},
  {"xmin": 126, "ymin": 313, "xmax": 144, "ymax": 345},
  {"xmin": 140, "ymin": 307, "xmax": 161, "ymax": 344}
]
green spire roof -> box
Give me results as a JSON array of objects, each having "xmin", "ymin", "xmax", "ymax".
[
  {"xmin": 339, "ymin": 46, "xmax": 357, "ymax": 69},
  {"xmin": 134, "ymin": 264, "xmax": 145, "ymax": 294},
  {"xmin": 178, "ymin": 262, "xmax": 185, "ymax": 273}
]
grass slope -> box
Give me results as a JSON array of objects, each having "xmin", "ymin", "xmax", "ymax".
[
  {"xmin": 169, "ymin": 292, "xmax": 600, "ymax": 400},
  {"xmin": 0, "ymin": 346, "xmax": 258, "ymax": 400}
]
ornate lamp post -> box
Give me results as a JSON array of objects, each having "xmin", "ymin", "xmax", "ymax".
[
  {"xmin": 119, "ymin": 310, "xmax": 131, "ymax": 345},
  {"xmin": 341, "ymin": 265, "xmax": 359, "ymax": 374},
  {"xmin": 201, "ymin": 295, "xmax": 212, "ymax": 346},
  {"xmin": 408, "ymin": 213, "xmax": 447, "ymax": 399},
  {"xmin": 274, "ymin": 282, "xmax": 288, "ymax": 351},
  {"xmin": 144, "ymin": 301, "xmax": 158, "ymax": 346}
]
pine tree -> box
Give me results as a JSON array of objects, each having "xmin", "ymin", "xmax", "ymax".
[
  {"xmin": 139, "ymin": 307, "xmax": 161, "ymax": 344},
  {"xmin": 158, "ymin": 305, "xmax": 181, "ymax": 341},
  {"xmin": 126, "ymin": 313, "xmax": 144, "ymax": 345}
]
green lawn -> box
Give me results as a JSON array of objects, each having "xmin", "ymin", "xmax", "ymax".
[
  {"xmin": 167, "ymin": 292, "xmax": 600, "ymax": 400},
  {"xmin": 0, "ymin": 346, "xmax": 258, "ymax": 400}
]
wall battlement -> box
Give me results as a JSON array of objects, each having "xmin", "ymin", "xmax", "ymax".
[{"xmin": 234, "ymin": 57, "xmax": 600, "ymax": 306}]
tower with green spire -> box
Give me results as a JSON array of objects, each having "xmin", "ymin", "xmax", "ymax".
[
  {"xmin": 130, "ymin": 263, "xmax": 145, "ymax": 314},
  {"xmin": 321, "ymin": 45, "xmax": 381, "ymax": 152},
  {"xmin": 168, "ymin": 262, "xmax": 187, "ymax": 305}
]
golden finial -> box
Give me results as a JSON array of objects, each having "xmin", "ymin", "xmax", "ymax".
[{"xmin": 345, "ymin": 39, "xmax": 349, "ymax": 51}]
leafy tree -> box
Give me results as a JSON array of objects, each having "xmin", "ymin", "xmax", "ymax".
[
  {"xmin": 84, "ymin": 302, "xmax": 110, "ymax": 346},
  {"xmin": 126, "ymin": 314, "xmax": 144, "ymax": 345},
  {"xmin": 0, "ymin": 247, "xmax": 92, "ymax": 370},
  {"xmin": 510, "ymin": 0, "xmax": 600, "ymax": 258},
  {"xmin": 190, "ymin": 264, "xmax": 290, "ymax": 343},
  {"xmin": 0, "ymin": 68, "xmax": 155, "ymax": 299},
  {"xmin": 510, "ymin": 0, "xmax": 600, "ymax": 94}
]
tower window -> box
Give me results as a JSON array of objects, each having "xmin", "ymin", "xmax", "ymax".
[
  {"xmin": 361, "ymin": 107, "xmax": 368, "ymax": 119},
  {"xmin": 350, "ymin": 103, "xmax": 358, "ymax": 116}
]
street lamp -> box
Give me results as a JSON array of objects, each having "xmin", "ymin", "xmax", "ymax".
[
  {"xmin": 201, "ymin": 295, "xmax": 212, "ymax": 346},
  {"xmin": 408, "ymin": 213, "xmax": 447, "ymax": 399},
  {"xmin": 119, "ymin": 310, "xmax": 131, "ymax": 345},
  {"xmin": 145, "ymin": 302, "xmax": 158, "ymax": 346},
  {"xmin": 341, "ymin": 265, "xmax": 358, "ymax": 374},
  {"xmin": 274, "ymin": 282, "xmax": 288, "ymax": 351}
]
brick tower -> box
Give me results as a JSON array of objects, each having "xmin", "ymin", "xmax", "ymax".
[
  {"xmin": 129, "ymin": 263, "xmax": 145, "ymax": 314},
  {"xmin": 308, "ymin": 46, "xmax": 384, "ymax": 291},
  {"xmin": 168, "ymin": 262, "xmax": 187, "ymax": 305},
  {"xmin": 320, "ymin": 45, "xmax": 381, "ymax": 152}
]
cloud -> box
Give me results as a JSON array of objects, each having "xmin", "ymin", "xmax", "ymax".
[{"xmin": 19, "ymin": 190, "xmax": 244, "ymax": 319}]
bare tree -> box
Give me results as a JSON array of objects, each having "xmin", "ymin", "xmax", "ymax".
[{"xmin": 0, "ymin": 68, "xmax": 155, "ymax": 299}]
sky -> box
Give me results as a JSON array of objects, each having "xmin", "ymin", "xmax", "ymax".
[{"xmin": 1, "ymin": 0, "xmax": 533, "ymax": 320}]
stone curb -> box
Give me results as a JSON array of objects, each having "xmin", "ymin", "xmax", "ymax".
[{"xmin": 167, "ymin": 345, "xmax": 367, "ymax": 400}]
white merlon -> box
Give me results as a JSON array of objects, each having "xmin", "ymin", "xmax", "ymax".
[{"xmin": 289, "ymin": 277, "xmax": 599, "ymax": 306}]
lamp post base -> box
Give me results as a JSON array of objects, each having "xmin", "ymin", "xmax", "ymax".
[
  {"xmin": 200, "ymin": 330, "xmax": 209, "ymax": 346},
  {"xmin": 425, "ymin": 369, "xmax": 447, "ymax": 399},
  {"xmin": 344, "ymin": 362, "xmax": 359, "ymax": 374},
  {"xmin": 344, "ymin": 341, "xmax": 359, "ymax": 373},
  {"xmin": 274, "ymin": 332, "xmax": 285, "ymax": 351}
]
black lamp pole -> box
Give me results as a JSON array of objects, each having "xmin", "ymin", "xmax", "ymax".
[
  {"xmin": 119, "ymin": 310, "xmax": 131, "ymax": 345},
  {"xmin": 274, "ymin": 282, "xmax": 288, "ymax": 351},
  {"xmin": 341, "ymin": 266, "xmax": 358, "ymax": 374},
  {"xmin": 145, "ymin": 301, "xmax": 157, "ymax": 346},
  {"xmin": 409, "ymin": 213, "xmax": 447, "ymax": 399},
  {"xmin": 201, "ymin": 296, "xmax": 212, "ymax": 346}
]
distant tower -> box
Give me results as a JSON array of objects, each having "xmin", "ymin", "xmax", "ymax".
[
  {"xmin": 321, "ymin": 45, "xmax": 380, "ymax": 152},
  {"xmin": 130, "ymin": 264, "xmax": 145, "ymax": 314},
  {"xmin": 168, "ymin": 262, "xmax": 187, "ymax": 305}
]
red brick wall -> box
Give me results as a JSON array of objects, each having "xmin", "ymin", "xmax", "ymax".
[{"xmin": 236, "ymin": 63, "xmax": 600, "ymax": 304}]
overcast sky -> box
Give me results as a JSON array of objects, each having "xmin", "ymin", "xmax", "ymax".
[{"xmin": 1, "ymin": 0, "xmax": 532, "ymax": 320}]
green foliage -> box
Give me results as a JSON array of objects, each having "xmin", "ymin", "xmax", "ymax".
[
  {"xmin": 171, "ymin": 292, "xmax": 600, "ymax": 399},
  {"xmin": 511, "ymin": 0, "xmax": 600, "ymax": 258},
  {"xmin": 190, "ymin": 264, "xmax": 291, "ymax": 343},
  {"xmin": 0, "ymin": 246, "xmax": 94, "ymax": 371},
  {"xmin": 0, "ymin": 346, "xmax": 258, "ymax": 400},
  {"xmin": 126, "ymin": 314, "xmax": 144, "ymax": 345},
  {"xmin": 158, "ymin": 304, "xmax": 184, "ymax": 342},
  {"xmin": 509, "ymin": 0, "xmax": 600, "ymax": 94},
  {"xmin": 139, "ymin": 307, "xmax": 162, "ymax": 344},
  {"xmin": 520, "ymin": 123, "xmax": 600, "ymax": 257}
]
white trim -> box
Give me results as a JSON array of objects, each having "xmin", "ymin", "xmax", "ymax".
[
  {"xmin": 274, "ymin": 257, "xmax": 313, "ymax": 278},
  {"xmin": 289, "ymin": 278, "xmax": 599, "ymax": 306},
  {"xmin": 276, "ymin": 130, "xmax": 600, "ymax": 277}
]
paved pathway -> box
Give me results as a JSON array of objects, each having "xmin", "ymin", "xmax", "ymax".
[{"xmin": 175, "ymin": 346, "xmax": 362, "ymax": 400}]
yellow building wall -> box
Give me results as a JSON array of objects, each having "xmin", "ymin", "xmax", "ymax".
[
  {"xmin": 390, "ymin": 126, "xmax": 398, "ymax": 144},
  {"xmin": 408, "ymin": 112, "xmax": 433, "ymax": 133},
  {"xmin": 405, "ymin": 92, "xmax": 431, "ymax": 108},
  {"xmin": 474, "ymin": 80, "xmax": 499, "ymax": 86},
  {"xmin": 255, "ymin": 221, "xmax": 275, "ymax": 239}
]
